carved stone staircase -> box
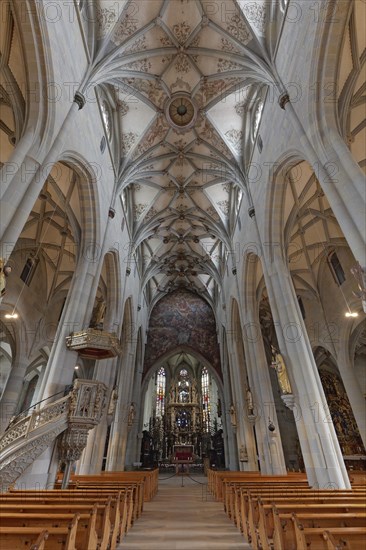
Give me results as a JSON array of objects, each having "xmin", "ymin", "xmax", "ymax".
[{"xmin": 0, "ymin": 379, "xmax": 107, "ymax": 492}]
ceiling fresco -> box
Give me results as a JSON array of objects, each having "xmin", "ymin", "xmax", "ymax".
[{"xmin": 143, "ymin": 288, "xmax": 222, "ymax": 377}]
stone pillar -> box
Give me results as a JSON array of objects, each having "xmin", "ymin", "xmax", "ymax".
[
  {"xmin": 221, "ymin": 331, "xmax": 239, "ymax": 470},
  {"xmin": 106, "ymin": 349, "xmax": 135, "ymax": 471},
  {"xmin": 266, "ymin": 255, "xmax": 350, "ymax": 488},
  {"xmin": 124, "ymin": 362, "xmax": 144, "ymax": 468},
  {"xmin": 227, "ymin": 348, "xmax": 258, "ymax": 471},
  {"xmin": 0, "ymin": 128, "xmax": 37, "ymax": 201},
  {"xmin": 37, "ymin": 253, "xmax": 101, "ymax": 401},
  {"xmin": 76, "ymin": 357, "xmax": 118, "ymax": 474},
  {"xmin": 242, "ymin": 315, "xmax": 287, "ymax": 475},
  {"xmin": 0, "ymin": 350, "xmax": 29, "ymax": 434}
]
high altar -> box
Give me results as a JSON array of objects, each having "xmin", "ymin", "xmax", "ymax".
[{"xmin": 166, "ymin": 368, "xmax": 202, "ymax": 456}]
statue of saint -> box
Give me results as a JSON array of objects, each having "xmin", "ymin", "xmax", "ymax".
[
  {"xmin": 271, "ymin": 346, "xmax": 292, "ymax": 394},
  {"xmin": 107, "ymin": 388, "xmax": 118, "ymax": 416},
  {"xmin": 239, "ymin": 445, "xmax": 248, "ymax": 462},
  {"xmin": 229, "ymin": 404, "xmax": 237, "ymax": 427},
  {"xmin": 90, "ymin": 297, "xmax": 106, "ymax": 328},
  {"xmin": 128, "ymin": 402, "xmax": 136, "ymax": 427},
  {"xmin": 246, "ymin": 387, "xmax": 254, "ymax": 415}
]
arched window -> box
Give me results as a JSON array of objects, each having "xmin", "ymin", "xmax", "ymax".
[
  {"xmin": 297, "ymin": 295, "xmax": 306, "ymax": 320},
  {"xmin": 178, "ymin": 367, "xmax": 190, "ymax": 403},
  {"xmin": 201, "ymin": 367, "xmax": 210, "ymax": 432},
  {"xmin": 155, "ymin": 367, "xmax": 166, "ymax": 417},
  {"xmin": 20, "ymin": 256, "xmax": 38, "ymax": 285},
  {"xmin": 328, "ymin": 251, "xmax": 346, "ymax": 286}
]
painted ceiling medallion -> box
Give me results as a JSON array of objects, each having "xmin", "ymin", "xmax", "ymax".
[{"xmin": 165, "ymin": 94, "xmax": 197, "ymax": 131}]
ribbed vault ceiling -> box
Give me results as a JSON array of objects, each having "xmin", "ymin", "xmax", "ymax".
[{"xmin": 84, "ymin": 0, "xmax": 288, "ymax": 305}]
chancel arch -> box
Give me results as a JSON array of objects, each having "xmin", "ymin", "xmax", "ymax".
[{"xmin": 140, "ymin": 350, "xmax": 225, "ymax": 469}]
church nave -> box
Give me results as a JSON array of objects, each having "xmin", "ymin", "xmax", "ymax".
[{"xmin": 119, "ymin": 474, "xmax": 252, "ymax": 550}]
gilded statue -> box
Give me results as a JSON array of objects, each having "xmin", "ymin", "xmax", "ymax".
[
  {"xmin": 0, "ymin": 258, "xmax": 11, "ymax": 300},
  {"xmin": 271, "ymin": 346, "xmax": 292, "ymax": 394}
]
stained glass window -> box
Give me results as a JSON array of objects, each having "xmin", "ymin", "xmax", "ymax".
[
  {"xmin": 201, "ymin": 367, "xmax": 210, "ymax": 432},
  {"xmin": 156, "ymin": 367, "xmax": 166, "ymax": 417}
]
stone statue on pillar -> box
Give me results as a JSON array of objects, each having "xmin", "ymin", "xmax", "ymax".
[
  {"xmin": 128, "ymin": 402, "xmax": 136, "ymax": 427},
  {"xmin": 0, "ymin": 258, "xmax": 11, "ymax": 301},
  {"xmin": 89, "ymin": 297, "xmax": 106, "ymax": 329},
  {"xmin": 229, "ymin": 404, "xmax": 237, "ymax": 427},
  {"xmin": 107, "ymin": 388, "xmax": 118, "ymax": 417},
  {"xmin": 271, "ymin": 346, "xmax": 292, "ymax": 395},
  {"xmin": 246, "ymin": 387, "xmax": 254, "ymax": 415}
]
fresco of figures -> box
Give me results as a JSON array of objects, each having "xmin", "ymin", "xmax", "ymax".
[{"xmin": 144, "ymin": 289, "xmax": 221, "ymax": 376}]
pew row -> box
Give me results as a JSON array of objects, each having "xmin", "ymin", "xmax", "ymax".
[
  {"xmin": 207, "ymin": 469, "xmax": 366, "ymax": 550},
  {"xmin": 1, "ymin": 471, "xmax": 159, "ymax": 549}
]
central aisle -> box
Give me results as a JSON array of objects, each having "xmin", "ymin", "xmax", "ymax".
[{"xmin": 119, "ymin": 474, "xmax": 253, "ymax": 549}]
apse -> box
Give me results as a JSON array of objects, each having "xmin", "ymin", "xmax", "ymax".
[{"xmin": 143, "ymin": 288, "xmax": 222, "ymax": 377}]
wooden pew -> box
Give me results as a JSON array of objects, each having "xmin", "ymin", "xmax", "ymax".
[
  {"xmin": 292, "ymin": 515, "xmax": 366, "ymax": 550},
  {"xmin": 1, "ymin": 472, "xmax": 155, "ymax": 549},
  {"xmin": 100, "ymin": 469, "xmax": 159, "ymax": 500},
  {"xmin": 209, "ymin": 468, "xmax": 366, "ymax": 550},
  {"xmin": 255, "ymin": 500, "xmax": 366, "ymax": 550},
  {"xmin": 0, "ymin": 510, "xmax": 98, "ymax": 550},
  {"xmin": 0, "ymin": 496, "xmax": 118, "ymax": 549},
  {"xmin": 224, "ymin": 479, "xmax": 311, "ymax": 520},
  {"xmin": 0, "ymin": 527, "xmax": 48, "ymax": 550},
  {"xmin": 270, "ymin": 509, "xmax": 366, "ymax": 550},
  {"xmin": 68, "ymin": 469, "xmax": 159, "ymax": 502},
  {"xmin": 221, "ymin": 483, "xmax": 365, "ymax": 548},
  {"xmin": 233, "ymin": 486, "xmax": 365, "ymax": 531},
  {"xmin": 208, "ymin": 470, "xmax": 307, "ymax": 501},
  {"xmin": 0, "ymin": 514, "xmax": 79, "ymax": 550},
  {"xmin": 7, "ymin": 487, "xmax": 137, "ymax": 540},
  {"xmin": 227, "ymin": 482, "xmax": 365, "ymax": 535},
  {"xmin": 73, "ymin": 481, "xmax": 143, "ymax": 520}
]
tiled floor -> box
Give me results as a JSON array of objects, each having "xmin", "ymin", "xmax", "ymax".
[{"xmin": 119, "ymin": 474, "xmax": 253, "ymax": 549}]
